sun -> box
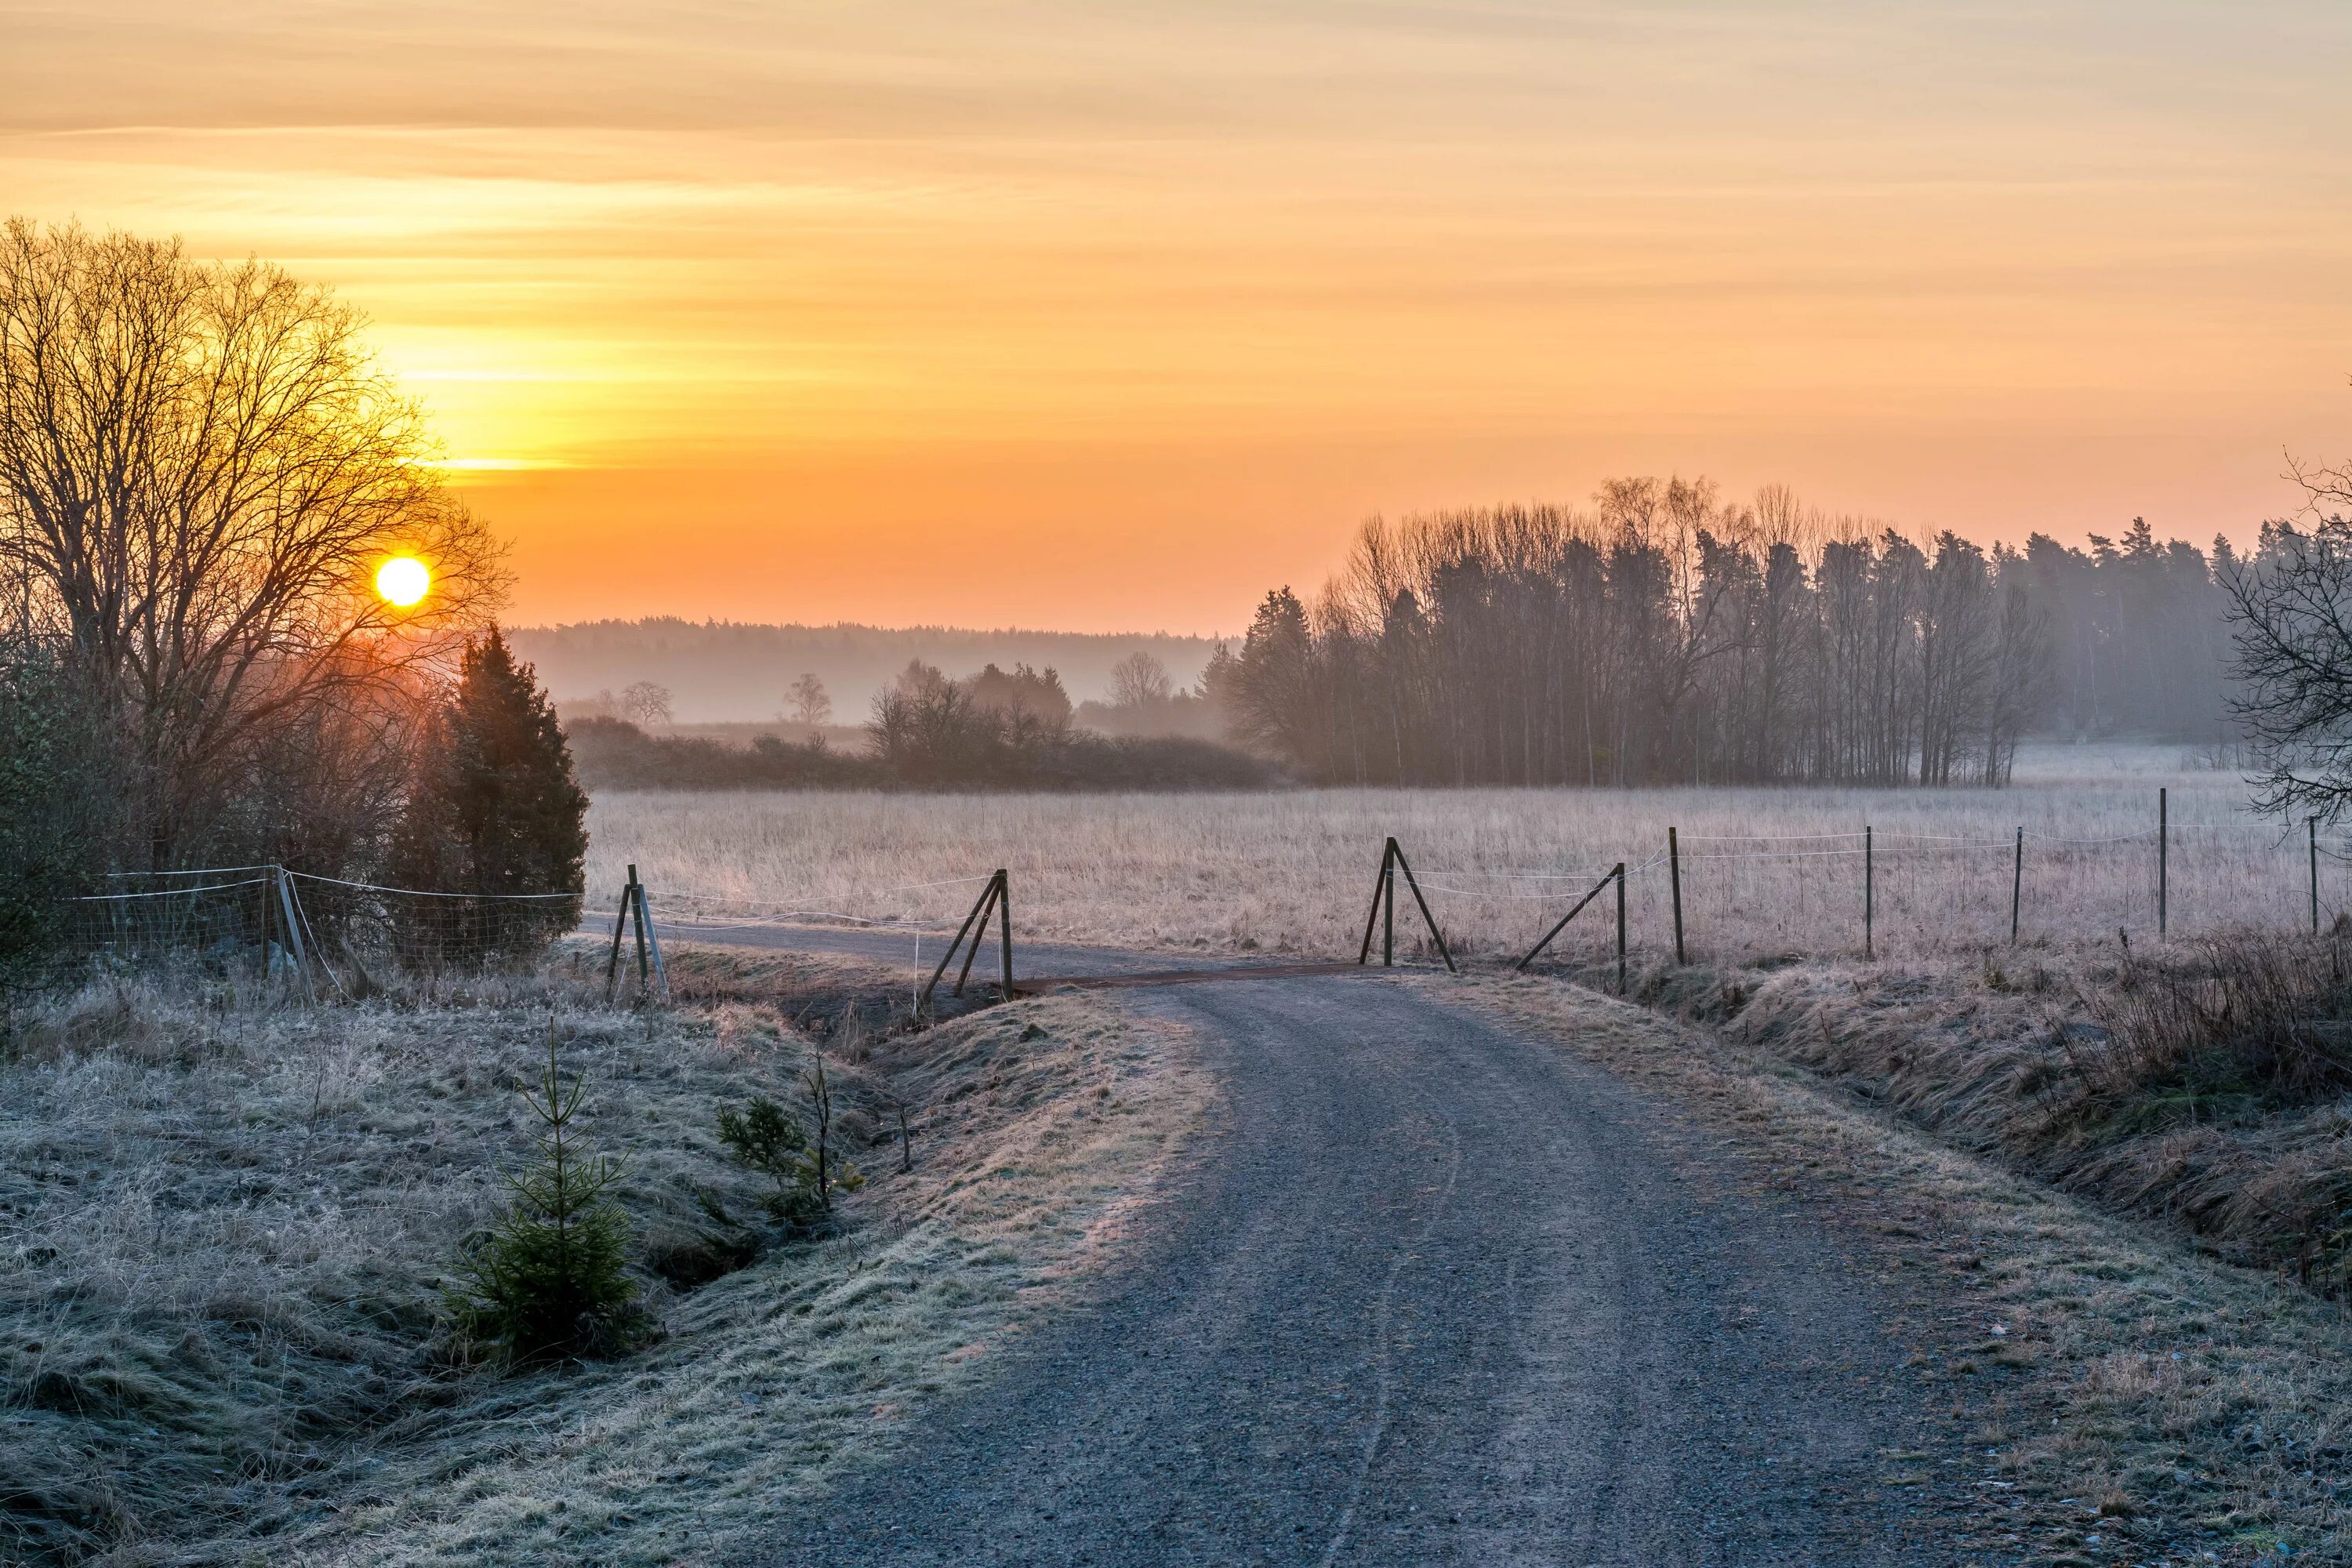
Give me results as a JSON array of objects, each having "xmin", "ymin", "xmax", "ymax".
[{"xmin": 375, "ymin": 556, "xmax": 430, "ymax": 608}]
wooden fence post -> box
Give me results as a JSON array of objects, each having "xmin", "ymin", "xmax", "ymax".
[
  {"xmin": 1515, "ymin": 865, "xmax": 1619, "ymax": 972},
  {"xmin": 2010, "ymin": 826, "xmax": 2024, "ymax": 945},
  {"xmin": 1357, "ymin": 839, "xmax": 1396, "ymax": 966},
  {"xmin": 1388, "ymin": 842, "xmax": 1457, "ymax": 974},
  {"xmin": 630, "ymin": 869, "xmax": 652, "ymax": 995},
  {"xmin": 1668, "ymin": 826, "xmax": 1685, "ymax": 965},
  {"xmin": 1614, "ymin": 862, "xmax": 1627, "ymax": 995},
  {"xmin": 1864, "ymin": 825, "xmax": 1874, "ymax": 960},
  {"xmin": 2158, "ymin": 786, "xmax": 2168, "ymax": 940},
  {"xmin": 637, "ymin": 880, "xmax": 669, "ymax": 1002},
  {"xmin": 953, "ymin": 874, "xmax": 996, "ymax": 997},
  {"xmin": 604, "ymin": 866, "xmax": 636, "ymax": 1001},
  {"xmin": 998, "ymin": 868, "xmax": 1014, "ymax": 997},
  {"xmin": 1384, "ymin": 838, "xmax": 1396, "ymax": 967}
]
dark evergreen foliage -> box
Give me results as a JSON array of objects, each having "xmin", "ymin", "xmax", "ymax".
[
  {"xmin": 390, "ymin": 629, "xmax": 587, "ymax": 958},
  {"xmin": 448, "ymin": 1025, "xmax": 644, "ymax": 1364},
  {"xmin": 0, "ymin": 638, "xmax": 110, "ymax": 982}
]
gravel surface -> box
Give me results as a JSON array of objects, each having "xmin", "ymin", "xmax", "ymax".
[{"xmin": 757, "ymin": 969, "xmax": 1984, "ymax": 1566}]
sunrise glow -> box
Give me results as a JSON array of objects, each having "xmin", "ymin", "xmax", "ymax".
[
  {"xmin": 375, "ymin": 556, "xmax": 430, "ymax": 608},
  {"xmin": 9, "ymin": 2, "xmax": 2349, "ymax": 632}
]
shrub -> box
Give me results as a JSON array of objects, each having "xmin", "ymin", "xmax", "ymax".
[
  {"xmin": 0, "ymin": 641, "xmax": 108, "ymax": 986},
  {"xmin": 2085, "ymin": 929, "xmax": 2352, "ymax": 1109},
  {"xmin": 716, "ymin": 1095, "xmax": 827, "ymax": 1229},
  {"xmin": 448, "ymin": 1025, "xmax": 644, "ymax": 1363},
  {"xmin": 716, "ymin": 1055, "xmax": 863, "ymax": 1232}
]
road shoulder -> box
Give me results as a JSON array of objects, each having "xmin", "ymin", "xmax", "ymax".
[{"xmin": 1448, "ymin": 973, "xmax": 2351, "ymax": 1568}]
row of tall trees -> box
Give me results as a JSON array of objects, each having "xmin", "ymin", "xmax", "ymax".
[
  {"xmin": 1218, "ymin": 478, "xmax": 2060, "ymax": 788},
  {"xmin": 2013, "ymin": 520, "xmax": 2237, "ymax": 743}
]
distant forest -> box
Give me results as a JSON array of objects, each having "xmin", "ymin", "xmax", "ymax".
[
  {"xmin": 1214, "ymin": 479, "xmax": 2249, "ymax": 789},
  {"xmin": 532, "ymin": 480, "xmax": 2269, "ymax": 794}
]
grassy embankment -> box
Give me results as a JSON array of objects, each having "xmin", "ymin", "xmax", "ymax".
[{"xmin": 1, "ymin": 947, "xmax": 1205, "ymax": 1566}]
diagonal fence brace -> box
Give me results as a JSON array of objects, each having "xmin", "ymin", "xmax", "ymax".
[
  {"xmin": 922, "ymin": 869, "xmax": 1013, "ymax": 1014},
  {"xmin": 1516, "ymin": 862, "xmax": 1627, "ymax": 992},
  {"xmin": 1356, "ymin": 837, "xmax": 1457, "ymax": 974}
]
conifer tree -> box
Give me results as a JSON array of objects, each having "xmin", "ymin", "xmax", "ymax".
[
  {"xmin": 391, "ymin": 627, "xmax": 587, "ymax": 960},
  {"xmin": 448, "ymin": 1022, "xmax": 643, "ymax": 1363}
]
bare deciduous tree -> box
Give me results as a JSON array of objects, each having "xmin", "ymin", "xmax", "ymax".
[
  {"xmin": 619, "ymin": 681, "xmax": 672, "ymax": 728},
  {"xmin": 786, "ymin": 671, "xmax": 831, "ymax": 728},
  {"xmin": 2224, "ymin": 501, "xmax": 2352, "ymax": 822},
  {"xmin": 1108, "ymin": 650, "xmax": 1174, "ymax": 709},
  {"xmin": 0, "ymin": 220, "xmax": 503, "ymax": 865}
]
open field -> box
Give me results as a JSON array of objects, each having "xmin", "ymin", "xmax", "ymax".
[
  {"xmin": 585, "ymin": 744, "xmax": 2314, "ymax": 968},
  {"xmin": 0, "ymin": 954, "xmax": 1204, "ymax": 1565}
]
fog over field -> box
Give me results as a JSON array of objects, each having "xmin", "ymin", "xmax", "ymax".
[
  {"xmin": 584, "ymin": 742, "xmax": 2307, "ymax": 967},
  {"xmin": 507, "ymin": 619, "xmax": 1221, "ymax": 722}
]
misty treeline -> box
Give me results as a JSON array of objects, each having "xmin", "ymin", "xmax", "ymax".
[
  {"xmin": 1218, "ymin": 477, "xmax": 2266, "ymax": 788},
  {"xmin": 0, "ymin": 220, "xmax": 584, "ymax": 976},
  {"xmin": 569, "ymin": 655, "xmax": 1269, "ymax": 791}
]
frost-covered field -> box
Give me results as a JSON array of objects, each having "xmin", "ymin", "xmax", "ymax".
[{"xmin": 586, "ymin": 743, "xmax": 2318, "ymax": 965}]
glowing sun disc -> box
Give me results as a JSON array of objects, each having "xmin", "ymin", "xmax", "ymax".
[{"xmin": 376, "ymin": 556, "xmax": 430, "ymax": 607}]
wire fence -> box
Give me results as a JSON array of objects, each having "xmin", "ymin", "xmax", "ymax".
[
  {"xmin": 56, "ymin": 792, "xmax": 2352, "ymax": 996},
  {"xmin": 62, "ymin": 866, "xmax": 583, "ymax": 988},
  {"xmin": 1406, "ymin": 815, "xmax": 2339, "ymax": 968}
]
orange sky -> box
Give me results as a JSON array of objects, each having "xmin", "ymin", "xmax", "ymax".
[{"xmin": 7, "ymin": 2, "xmax": 2349, "ymax": 634}]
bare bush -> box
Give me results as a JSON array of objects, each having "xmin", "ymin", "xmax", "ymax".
[{"xmin": 2085, "ymin": 930, "xmax": 2352, "ymax": 1107}]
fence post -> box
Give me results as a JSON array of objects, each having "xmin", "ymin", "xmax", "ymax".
[
  {"xmin": 953, "ymin": 876, "xmax": 996, "ymax": 997},
  {"xmin": 1384, "ymin": 837, "xmax": 1396, "ymax": 967},
  {"xmin": 2158, "ymin": 786, "xmax": 2168, "ymax": 940},
  {"xmin": 1864, "ymin": 825, "xmax": 1874, "ymax": 960},
  {"xmin": 1388, "ymin": 842, "xmax": 1457, "ymax": 974},
  {"xmin": 637, "ymin": 880, "xmax": 670, "ymax": 1002},
  {"xmin": 2311, "ymin": 817, "xmax": 2321, "ymax": 935},
  {"xmin": 1668, "ymin": 826, "xmax": 1685, "ymax": 965},
  {"xmin": 274, "ymin": 866, "xmax": 314, "ymax": 1001},
  {"xmin": 996, "ymin": 868, "xmax": 1014, "ymax": 998},
  {"xmin": 1356, "ymin": 839, "xmax": 1396, "ymax": 966},
  {"xmin": 604, "ymin": 866, "xmax": 637, "ymax": 1000},
  {"xmin": 2010, "ymin": 826, "xmax": 2024, "ymax": 945},
  {"xmin": 1614, "ymin": 862, "xmax": 1627, "ymax": 995},
  {"xmin": 630, "ymin": 872, "xmax": 652, "ymax": 996}
]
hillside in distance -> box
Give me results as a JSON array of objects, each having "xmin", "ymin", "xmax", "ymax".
[{"xmin": 505, "ymin": 619, "xmax": 1225, "ymax": 722}]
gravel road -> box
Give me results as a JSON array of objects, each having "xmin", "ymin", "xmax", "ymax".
[{"xmin": 749, "ymin": 957, "xmax": 1982, "ymax": 1566}]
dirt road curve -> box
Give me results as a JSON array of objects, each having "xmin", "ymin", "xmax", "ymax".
[{"xmin": 746, "ymin": 957, "xmax": 1980, "ymax": 1566}]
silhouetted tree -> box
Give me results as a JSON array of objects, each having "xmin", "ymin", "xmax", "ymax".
[
  {"xmin": 0, "ymin": 220, "xmax": 503, "ymax": 869},
  {"xmin": 786, "ymin": 672, "xmax": 831, "ymax": 728}
]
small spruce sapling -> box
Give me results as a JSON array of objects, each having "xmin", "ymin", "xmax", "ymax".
[
  {"xmin": 448, "ymin": 1021, "xmax": 644, "ymax": 1363},
  {"xmin": 716, "ymin": 1095, "xmax": 826, "ymax": 1229},
  {"xmin": 716, "ymin": 1050, "xmax": 862, "ymax": 1232}
]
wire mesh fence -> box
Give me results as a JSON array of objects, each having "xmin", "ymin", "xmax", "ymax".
[{"xmin": 60, "ymin": 867, "xmax": 583, "ymax": 987}]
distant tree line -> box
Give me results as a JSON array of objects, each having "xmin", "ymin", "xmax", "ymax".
[
  {"xmin": 569, "ymin": 656, "xmax": 1275, "ymax": 792},
  {"xmin": 1216, "ymin": 477, "xmax": 2275, "ymax": 789}
]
